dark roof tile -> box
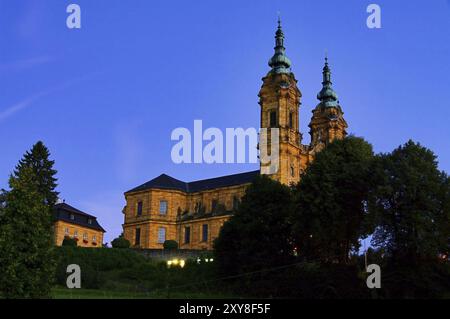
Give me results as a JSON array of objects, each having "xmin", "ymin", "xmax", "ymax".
[{"xmin": 126, "ymin": 170, "xmax": 259, "ymax": 194}]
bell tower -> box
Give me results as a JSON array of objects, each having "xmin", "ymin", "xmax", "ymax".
[
  {"xmin": 309, "ymin": 57, "xmax": 348, "ymax": 153},
  {"xmin": 258, "ymin": 19, "xmax": 303, "ymax": 185}
]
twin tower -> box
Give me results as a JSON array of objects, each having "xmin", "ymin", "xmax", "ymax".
[{"xmin": 259, "ymin": 20, "xmax": 348, "ymax": 185}]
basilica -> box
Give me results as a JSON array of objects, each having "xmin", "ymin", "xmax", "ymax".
[{"xmin": 121, "ymin": 20, "xmax": 348, "ymax": 250}]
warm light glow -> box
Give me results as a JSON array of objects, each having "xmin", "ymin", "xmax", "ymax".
[{"xmin": 167, "ymin": 258, "xmax": 186, "ymax": 268}]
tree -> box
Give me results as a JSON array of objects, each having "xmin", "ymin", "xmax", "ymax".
[
  {"xmin": 214, "ymin": 175, "xmax": 294, "ymax": 275},
  {"xmin": 371, "ymin": 140, "xmax": 450, "ymax": 264},
  {"xmin": 292, "ymin": 136, "xmax": 376, "ymax": 263},
  {"xmin": 111, "ymin": 233, "xmax": 131, "ymax": 249},
  {"xmin": 163, "ymin": 240, "xmax": 178, "ymax": 250},
  {"xmin": 13, "ymin": 141, "xmax": 59, "ymax": 207},
  {"xmin": 0, "ymin": 142, "xmax": 58, "ymax": 298}
]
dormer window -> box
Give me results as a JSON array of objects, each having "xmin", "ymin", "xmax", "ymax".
[
  {"xmin": 69, "ymin": 214, "xmax": 75, "ymax": 221},
  {"xmin": 88, "ymin": 219, "xmax": 92, "ymax": 225}
]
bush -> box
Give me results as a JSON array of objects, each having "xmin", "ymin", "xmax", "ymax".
[
  {"xmin": 62, "ymin": 237, "xmax": 77, "ymax": 247},
  {"xmin": 111, "ymin": 236, "xmax": 131, "ymax": 249},
  {"xmin": 163, "ymin": 240, "xmax": 178, "ymax": 250}
]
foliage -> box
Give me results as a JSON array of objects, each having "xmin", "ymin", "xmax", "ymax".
[
  {"xmin": 214, "ymin": 175, "xmax": 294, "ymax": 275},
  {"xmin": 111, "ymin": 234, "xmax": 131, "ymax": 249},
  {"xmin": 12, "ymin": 141, "xmax": 59, "ymax": 207},
  {"xmin": 292, "ymin": 136, "xmax": 376, "ymax": 263},
  {"xmin": 370, "ymin": 140, "xmax": 450, "ymax": 264},
  {"xmin": 163, "ymin": 240, "xmax": 179, "ymax": 250},
  {"xmin": 0, "ymin": 141, "xmax": 58, "ymax": 298},
  {"xmin": 62, "ymin": 237, "xmax": 78, "ymax": 247}
]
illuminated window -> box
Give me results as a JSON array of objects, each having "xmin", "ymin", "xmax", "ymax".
[
  {"xmin": 158, "ymin": 227, "xmax": 166, "ymax": 243},
  {"xmin": 159, "ymin": 200, "xmax": 168, "ymax": 215}
]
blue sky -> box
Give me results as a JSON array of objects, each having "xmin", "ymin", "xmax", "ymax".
[{"xmin": 1, "ymin": 0, "xmax": 449, "ymax": 243}]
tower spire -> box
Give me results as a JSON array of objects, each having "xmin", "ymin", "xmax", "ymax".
[
  {"xmin": 317, "ymin": 55, "xmax": 338, "ymax": 107},
  {"xmin": 268, "ymin": 16, "xmax": 291, "ymax": 74}
]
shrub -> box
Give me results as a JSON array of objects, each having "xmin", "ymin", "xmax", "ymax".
[
  {"xmin": 111, "ymin": 236, "xmax": 131, "ymax": 249},
  {"xmin": 62, "ymin": 237, "xmax": 77, "ymax": 247},
  {"xmin": 163, "ymin": 240, "xmax": 178, "ymax": 250}
]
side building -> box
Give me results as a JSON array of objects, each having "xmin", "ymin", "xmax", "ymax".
[
  {"xmin": 53, "ymin": 202, "xmax": 106, "ymax": 248},
  {"xmin": 123, "ymin": 171, "xmax": 258, "ymax": 250}
]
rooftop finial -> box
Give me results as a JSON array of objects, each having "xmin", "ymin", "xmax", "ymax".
[{"xmin": 277, "ymin": 12, "xmax": 281, "ymax": 28}]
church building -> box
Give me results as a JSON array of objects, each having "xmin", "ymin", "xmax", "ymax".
[{"xmin": 121, "ymin": 20, "xmax": 348, "ymax": 250}]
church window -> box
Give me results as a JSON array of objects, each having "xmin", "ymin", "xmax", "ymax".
[
  {"xmin": 289, "ymin": 112, "xmax": 294, "ymax": 128},
  {"xmin": 135, "ymin": 228, "xmax": 141, "ymax": 246},
  {"xmin": 232, "ymin": 196, "xmax": 240, "ymax": 211},
  {"xmin": 157, "ymin": 227, "xmax": 166, "ymax": 243},
  {"xmin": 159, "ymin": 200, "xmax": 168, "ymax": 215},
  {"xmin": 269, "ymin": 111, "xmax": 277, "ymax": 127},
  {"xmin": 136, "ymin": 201, "xmax": 143, "ymax": 216},
  {"xmin": 184, "ymin": 227, "xmax": 191, "ymax": 244},
  {"xmin": 202, "ymin": 224, "xmax": 208, "ymax": 242},
  {"xmin": 211, "ymin": 199, "xmax": 218, "ymax": 212}
]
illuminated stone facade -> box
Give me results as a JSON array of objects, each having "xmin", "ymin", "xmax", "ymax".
[{"xmin": 122, "ymin": 20, "xmax": 347, "ymax": 250}]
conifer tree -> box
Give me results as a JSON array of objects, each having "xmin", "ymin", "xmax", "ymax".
[{"xmin": 0, "ymin": 141, "xmax": 58, "ymax": 298}]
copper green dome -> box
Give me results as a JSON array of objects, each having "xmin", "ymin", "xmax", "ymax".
[
  {"xmin": 317, "ymin": 57, "xmax": 339, "ymax": 108},
  {"xmin": 268, "ymin": 18, "xmax": 292, "ymax": 74}
]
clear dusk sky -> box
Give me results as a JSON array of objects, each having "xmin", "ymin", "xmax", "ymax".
[{"xmin": 1, "ymin": 0, "xmax": 449, "ymax": 243}]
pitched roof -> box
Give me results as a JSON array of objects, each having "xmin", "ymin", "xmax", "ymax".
[
  {"xmin": 54, "ymin": 203, "xmax": 106, "ymax": 232},
  {"xmin": 125, "ymin": 170, "xmax": 260, "ymax": 194}
]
